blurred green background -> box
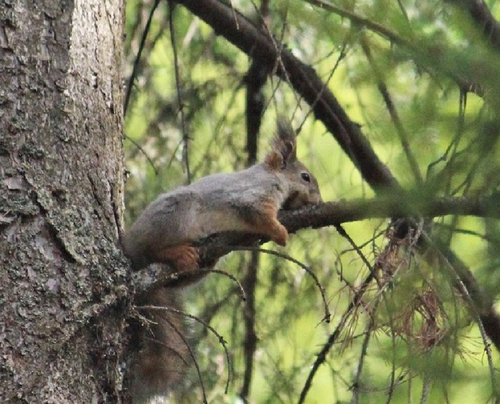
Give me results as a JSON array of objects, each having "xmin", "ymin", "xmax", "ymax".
[{"xmin": 123, "ymin": 0, "xmax": 500, "ymax": 402}]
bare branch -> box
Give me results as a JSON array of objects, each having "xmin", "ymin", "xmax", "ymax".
[
  {"xmin": 124, "ymin": 0, "xmax": 161, "ymax": 115},
  {"xmin": 448, "ymin": 0, "xmax": 500, "ymax": 50},
  {"xmin": 173, "ymin": 0, "xmax": 399, "ymax": 191},
  {"xmin": 279, "ymin": 194, "xmax": 500, "ymax": 234}
]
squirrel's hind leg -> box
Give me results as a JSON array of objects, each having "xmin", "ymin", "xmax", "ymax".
[{"xmin": 158, "ymin": 245, "xmax": 200, "ymax": 271}]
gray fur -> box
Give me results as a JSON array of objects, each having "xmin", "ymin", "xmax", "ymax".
[{"xmin": 123, "ymin": 121, "xmax": 321, "ymax": 270}]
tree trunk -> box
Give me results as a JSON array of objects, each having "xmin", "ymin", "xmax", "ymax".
[{"xmin": 0, "ymin": 1, "xmax": 127, "ymax": 402}]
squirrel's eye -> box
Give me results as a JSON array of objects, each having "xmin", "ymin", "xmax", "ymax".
[{"xmin": 301, "ymin": 172, "xmax": 311, "ymax": 182}]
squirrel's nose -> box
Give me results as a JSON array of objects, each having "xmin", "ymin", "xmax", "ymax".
[{"xmin": 314, "ymin": 190, "xmax": 322, "ymax": 204}]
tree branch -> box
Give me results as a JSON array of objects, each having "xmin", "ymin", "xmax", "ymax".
[
  {"xmin": 280, "ymin": 193, "xmax": 500, "ymax": 233},
  {"xmin": 173, "ymin": 0, "xmax": 399, "ymax": 191},
  {"xmin": 448, "ymin": 0, "xmax": 500, "ymax": 50},
  {"xmin": 132, "ymin": 193, "xmax": 500, "ymax": 293},
  {"xmin": 163, "ymin": 1, "xmax": 500, "ymax": 395}
]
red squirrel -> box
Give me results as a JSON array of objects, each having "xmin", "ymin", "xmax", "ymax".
[{"xmin": 123, "ymin": 120, "xmax": 322, "ymax": 403}]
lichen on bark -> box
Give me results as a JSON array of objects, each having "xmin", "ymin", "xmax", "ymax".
[{"xmin": 0, "ymin": 1, "xmax": 129, "ymax": 402}]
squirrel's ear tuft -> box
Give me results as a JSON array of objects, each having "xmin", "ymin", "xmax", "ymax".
[
  {"xmin": 276, "ymin": 117, "xmax": 297, "ymax": 162},
  {"xmin": 276, "ymin": 118, "xmax": 296, "ymax": 140},
  {"xmin": 264, "ymin": 117, "xmax": 298, "ymax": 171}
]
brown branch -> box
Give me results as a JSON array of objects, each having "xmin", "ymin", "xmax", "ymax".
[
  {"xmin": 173, "ymin": 0, "xmax": 399, "ymax": 191},
  {"xmin": 448, "ymin": 0, "xmax": 500, "ymax": 50},
  {"xmin": 130, "ymin": 193, "xmax": 500, "ymax": 309},
  {"xmin": 161, "ymin": 2, "xmax": 500, "ymax": 397},
  {"xmin": 132, "ymin": 193, "xmax": 500, "ymax": 298},
  {"xmin": 240, "ymin": 252, "xmax": 259, "ymax": 401},
  {"xmin": 279, "ymin": 194, "xmax": 500, "ymax": 234}
]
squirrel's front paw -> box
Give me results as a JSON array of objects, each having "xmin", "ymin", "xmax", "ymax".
[{"xmin": 270, "ymin": 224, "xmax": 288, "ymax": 246}]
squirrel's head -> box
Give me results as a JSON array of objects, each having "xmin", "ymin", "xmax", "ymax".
[{"xmin": 265, "ymin": 118, "xmax": 322, "ymax": 209}]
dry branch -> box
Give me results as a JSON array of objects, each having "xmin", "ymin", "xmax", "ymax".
[{"xmin": 173, "ymin": 0, "xmax": 399, "ymax": 191}]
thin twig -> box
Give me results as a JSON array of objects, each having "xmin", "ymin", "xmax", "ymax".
[
  {"xmin": 123, "ymin": 133, "xmax": 159, "ymax": 176},
  {"xmin": 138, "ymin": 304, "xmax": 233, "ymax": 396},
  {"xmin": 233, "ymin": 246, "xmax": 331, "ymax": 323},
  {"xmin": 298, "ymin": 269, "xmax": 376, "ymax": 404},
  {"xmin": 124, "ymin": 0, "xmax": 161, "ymax": 115},
  {"xmin": 136, "ymin": 304, "xmax": 209, "ymax": 403},
  {"xmin": 155, "ymin": 267, "xmax": 247, "ymax": 301},
  {"xmin": 351, "ymin": 316, "xmax": 376, "ymax": 404},
  {"xmin": 168, "ymin": 0, "xmax": 191, "ymax": 183},
  {"xmin": 421, "ymin": 232, "xmax": 499, "ymax": 399},
  {"xmin": 335, "ymin": 223, "xmax": 403, "ymax": 404},
  {"xmin": 360, "ymin": 36, "xmax": 423, "ymax": 185}
]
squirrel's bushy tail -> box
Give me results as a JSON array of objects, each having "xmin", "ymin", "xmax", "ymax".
[{"xmin": 130, "ymin": 287, "xmax": 190, "ymax": 403}]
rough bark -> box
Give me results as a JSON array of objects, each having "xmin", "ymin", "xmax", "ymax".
[{"xmin": 0, "ymin": 1, "xmax": 127, "ymax": 402}]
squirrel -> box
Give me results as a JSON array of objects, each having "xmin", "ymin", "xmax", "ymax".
[{"xmin": 123, "ymin": 119, "xmax": 322, "ymax": 403}]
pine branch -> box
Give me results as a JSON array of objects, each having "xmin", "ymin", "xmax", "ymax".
[{"xmin": 173, "ymin": 0, "xmax": 399, "ymax": 191}]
